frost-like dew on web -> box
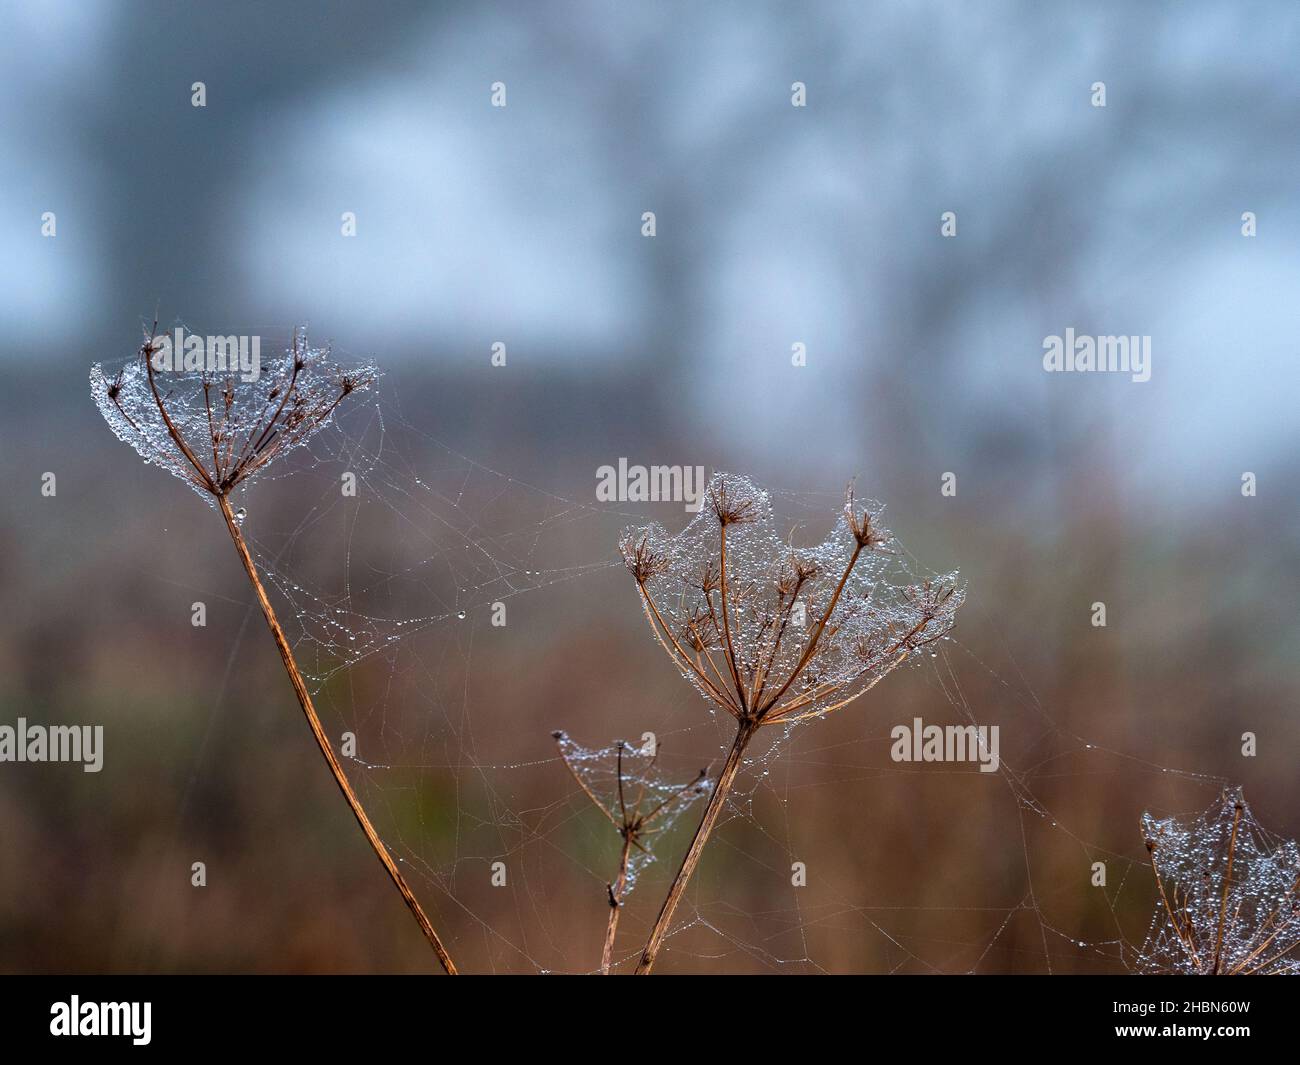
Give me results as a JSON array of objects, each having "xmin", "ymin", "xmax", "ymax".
[
  {"xmin": 552, "ymin": 732, "xmax": 709, "ymax": 895},
  {"xmin": 1136, "ymin": 787, "xmax": 1300, "ymax": 975},
  {"xmin": 91, "ymin": 323, "xmax": 377, "ymax": 504},
  {"xmin": 618, "ymin": 473, "xmax": 963, "ymax": 727}
]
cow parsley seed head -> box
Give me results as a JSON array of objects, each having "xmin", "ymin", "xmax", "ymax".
[
  {"xmin": 845, "ymin": 483, "xmax": 890, "ymax": 549},
  {"xmin": 1139, "ymin": 786, "xmax": 1300, "ymax": 975},
  {"xmin": 622, "ymin": 472, "xmax": 964, "ymax": 727},
  {"xmin": 618, "ymin": 529, "xmax": 672, "ymax": 584},
  {"xmin": 91, "ymin": 323, "xmax": 377, "ymax": 501},
  {"xmin": 706, "ymin": 475, "xmax": 764, "ymax": 527},
  {"xmin": 552, "ymin": 731, "xmax": 709, "ymax": 895}
]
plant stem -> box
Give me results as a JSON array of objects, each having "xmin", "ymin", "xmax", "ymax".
[
  {"xmin": 216, "ymin": 493, "xmax": 458, "ymax": 974},
  {"xmin": 1212, "ymin": 800, "xmax": 1243, "ymax": 975},
  {"xmin": 602, "ymin": 834, "xmax": 633, "ymax": 975},
  {"xmin": 635, "ymin": 721, "xmax": 754, "ymax": 975}
]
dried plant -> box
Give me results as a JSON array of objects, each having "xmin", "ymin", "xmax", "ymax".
[
  {"xmin": 552, "ymin": 732, "xmax": 708, "ymax": 973},
  {"xmin": 1139, "ymin": 787, "xmax": 1300, "ymax": 975},
  {"xmin": 621, "ymin": 472, "xmax": 963, "ymax": 973},
  {"xmin": 91, "ymin": 321, "xmax": 457, "ymax": 974}
]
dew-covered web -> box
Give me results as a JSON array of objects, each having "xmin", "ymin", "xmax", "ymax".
[
  {"xmin": 551, "ymin": 733, "xmax": 710, "ymax": 897},
  {"xmin": 1137, "ymin": 787, "xmax": 1300, "ymax": 975},
  {"xmin": 104, "ymin": 338, "xmax": 1293, "ymax": 974}
]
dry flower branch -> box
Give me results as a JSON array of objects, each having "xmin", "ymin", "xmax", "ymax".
[
  {"xmin": 92, "ymin": 321, "xmax": 457, "ymax": 974},
  {"xmin": 552, "ymin": 731, "xmax": 708, "ymax": 973},
  {"xmin": 1140, "ymin": 787, "xmax": 1300, "ymax": 975},
  {"xmin": 620, "ymin": 473, "xmax": 963, "ymax": 973}
]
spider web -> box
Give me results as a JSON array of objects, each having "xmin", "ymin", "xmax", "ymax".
[{"xmin": 204, "ymin": 374, "xmax": 1280, "ymax": 975}]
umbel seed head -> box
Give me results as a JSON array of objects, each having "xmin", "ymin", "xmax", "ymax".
[
  {"xmin": 845, "ymin": 483, "xmax": 890, "ymax": 549},
  {"xmin": 707, "ymin": 475, "xmax": 764, "ymax": 527},
  {"xmin": 91, "ymin": 322, "xmax": 378, "ymax": 501},
  {"xmin": 619, "ymin": 530, "xmax": 671, "ymax": 584},
  {"xmin": 621, "ymin": 471, "xmax": 964, "ymax": 726}
]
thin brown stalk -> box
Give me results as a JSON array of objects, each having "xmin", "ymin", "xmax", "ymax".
[
  {"xmin": 142, "ymin": 328, "xmax": 216, "ymax": 494},
  {"xmin": 554, "ymin": 734, "xmax": 705, "ymax": 974},
  {"xmin": 1146, "ymin": 836, "xmax": 1203, "ymax": 972},
  {"xmin": 623, "ymin": 476, "xmax": 962, "ymax": 974},
  {"xmin": 1212, "ymin": 800, "xmax": 1244, "ymax": 974},
  {"xmin": 1227, "ymin": 870, "xmax": 1300, "ymax": 974},
  {"xmin": 217, "ymin": 492, "xmax": 458, "ymax": 974},
  {"xmin": 770, "ymin": 659, "xmax": 904, "ymax": 724},
  {"xmin": 1239, "ymin": 937, "xmax": 1300, "ymax": 975},
  {"xmin": 602, "ymin": 835, "xmax": 634, "ymax": 975},
  {"xmin": 750, "ymin": 571, "xmax": 807, "ymax": 706},
  {"xmin": 759, "ymin": 543, "xmax": 862, "ymax": 714},
  {"xmin": 635, "ymin": 720, "xmax": 753, "ymax": 975},
  {"xmin": 637, "ymin": 583, "xmax": 739, "ymax": 715}
]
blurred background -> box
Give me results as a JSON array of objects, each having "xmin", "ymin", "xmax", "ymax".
[{"xmin": 1, "ymin": 0, "xmax": 1297, "ymax": 973}]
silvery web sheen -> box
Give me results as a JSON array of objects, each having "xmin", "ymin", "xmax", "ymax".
[
  {"xmin": 620, "ymin": 473, "xmax": 964, "ymax": 727},
  {"xmin": 553, "ymin": 733, "xmax": 709, "ymax": 894},
  {"xmin": 1139, "ymin": 787, "xmax": 1300, "ymax": 975},
  {"xmin": 90, "ymin": 328, "xmax": 378, "ymax": 503}
]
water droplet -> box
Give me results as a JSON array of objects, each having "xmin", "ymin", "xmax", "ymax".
[
  {"xmin": 456, "ymin": 610, "xmax": 467, "ymax": 620},
  {"xmin": 234, "ymin": 507, "xmax": 247, "ymax": 526}
]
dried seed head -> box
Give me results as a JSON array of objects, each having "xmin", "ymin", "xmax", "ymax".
[
  {"xmin": 898, "ymin": 579, "xmax": 961, "ymax": 646},
  {"xmin": 775, "ymin": 549, "xmax": 819, "ymax": 598},
  {"xmin": 619, "ymin": 530, "xmax": 671, "ymax": 584},
  {"xmin": 845, "ymin": 484, "xmax": 890, "ymax": 550},
  {"xmin": 623, "ymin": 472, "xmax": 964, "ymax": 724},
  {"xmin": 696, "ymin": 558, "xmax": 721, "ymax": 596},
  {"xmin": 681, "ymin": 605, "xmax": 719, "ymax": 652},
  {"xmin": 708, "ymin": 476, "xmax": 763, "ymax": 527},
  {"xmin": 553, "ymin": 732, "xmax": 711, "ymax": 896},
  {"xmin": 1139, "ymin": 787, "xmax": 1300, "ymax": 975},
  {"xmin": 91, "ymin": 324, "xmax": 377, "ymax": 500}
]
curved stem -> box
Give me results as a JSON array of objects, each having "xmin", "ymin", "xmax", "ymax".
[
  {"xmin": 635, "ymin": 722, "xmax": 753, "ymax": 974},
  {"xmin": 1147, "ymin": 840, "xmax": 1201, "ymax": 972},
  {"xmin": 216, "ymin": 493, "xmax": 458, "ymax": 974},
  {"xmin": 638, "ymin": 583, "xmax": 739, "ymax": 715}
]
